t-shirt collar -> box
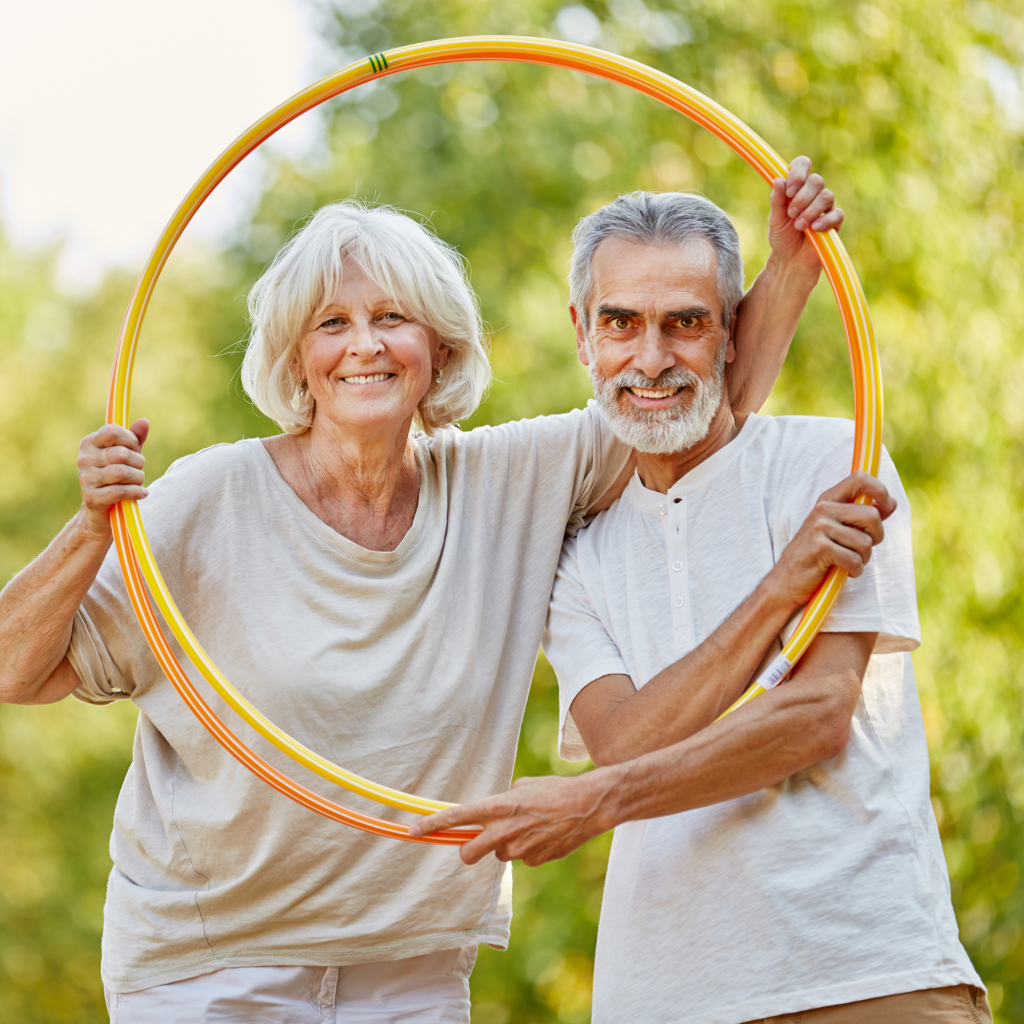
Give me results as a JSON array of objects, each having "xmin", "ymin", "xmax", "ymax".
[{"xmin": 627, "ymin": 412, "xmax": 768, "ymax": 512}]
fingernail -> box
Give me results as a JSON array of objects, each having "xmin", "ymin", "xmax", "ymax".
[
  {"xmin": 141, "ymin": 488, "xmax": 149, "ymax": 497},
  {"xmin": 787, "ymin": 186, "xmax": 796, "ymax": 197},
  {"xmin": 812, "ymin": 219, "xmax": 824, "ymax": 230}
]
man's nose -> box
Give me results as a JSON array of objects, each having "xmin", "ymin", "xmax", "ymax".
[{"xmin": 634, "ymin": 323, "xmax": 674, "ymax": 380}]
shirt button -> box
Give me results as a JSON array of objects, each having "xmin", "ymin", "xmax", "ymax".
[
  {"xmin": 674, "ymin": 596, "xmax": 685, "ymax": 607},
  {"xmin": 672, "ymin": 560, "xmax": 683, "ymax": 572},
  {"xmin": 658, "ymin": 504, "xmax": 667, "ymax": 516}
]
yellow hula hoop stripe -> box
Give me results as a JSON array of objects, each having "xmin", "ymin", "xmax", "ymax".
[{"xmin": 107, "ymin": 36, "xmax": 883, "ymax": 841}]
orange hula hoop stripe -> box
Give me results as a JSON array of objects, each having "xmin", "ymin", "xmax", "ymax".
[{"xmin": 107, "ymin": 36, "xmax": 883, "ymax": 842}]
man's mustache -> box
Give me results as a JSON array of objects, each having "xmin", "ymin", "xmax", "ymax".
[{"xmin": 607, "ymin": 368, "xmax": 702, "ymax": 391}]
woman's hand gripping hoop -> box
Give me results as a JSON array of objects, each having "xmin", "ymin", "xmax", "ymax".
[{"xmin": 107, "ymin": 36, "xmax": 883, "ymax": 843}]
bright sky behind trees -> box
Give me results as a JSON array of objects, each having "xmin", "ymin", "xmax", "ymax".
[{"xmin": 0, "ymin": 0, "xmax": 323, "ymax": 290}]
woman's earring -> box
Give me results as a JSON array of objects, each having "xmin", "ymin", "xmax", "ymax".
[
  {"xmin": 299, "ymin": 379, "xmax": 308, "ymax": 396},
  {"xmin": 435, "ymin": 367, "xmax": 443, "ymax": 385}
]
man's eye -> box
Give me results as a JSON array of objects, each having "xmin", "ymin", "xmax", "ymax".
[
  {"xmin": 613, "ymin": 318, "xmax": 630, "ymax": 330},
  {"xmin": 678, "ymin": 317, "xmax": 698, "ymax": 328}
]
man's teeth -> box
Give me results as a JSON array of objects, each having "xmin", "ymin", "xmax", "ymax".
[
  {"xmin": 344, "ymin": 373, "xmax": 392, "ymax": 384},
  {"xmin": 628, "ymin": 386, "xmax": 681, "ymax": 399}
]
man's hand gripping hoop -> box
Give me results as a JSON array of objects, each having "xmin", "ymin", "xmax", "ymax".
[{"xmin": 107, "ymin": 36, "xmax": 883, "ymax": 843}]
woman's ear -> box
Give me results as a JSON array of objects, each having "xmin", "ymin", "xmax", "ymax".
[{"xmin": 437, "ymin": 344, "xmax": 452, "ymax": 371}]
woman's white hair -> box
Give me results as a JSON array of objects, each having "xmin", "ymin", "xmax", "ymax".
[{"xmin": 242, "ymin": 201, "xmax": 491, "ymax": 434}]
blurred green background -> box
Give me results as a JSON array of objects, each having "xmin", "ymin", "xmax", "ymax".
[{"xmin": 1, "ymin": 0, "xmax": 1022, "ymax": 1020}]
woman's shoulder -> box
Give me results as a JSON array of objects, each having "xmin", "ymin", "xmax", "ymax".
[
  {"xmin": 145, "ymin": 438, "xmax": 267, "ymax": 517},
  {"xmin": 160, "ymin": 437, "xmax": 264, "ymax": 481},
  {"xmin": 444, "ymin": 401, "xmax": 609, "ymax": 459}
]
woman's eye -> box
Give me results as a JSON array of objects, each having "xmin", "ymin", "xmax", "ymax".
[
  {"xmin": 320, "ymin": 317, "xmax": 343, "ymax": 328},
  {"xmin": 380, "ymin": 312, "xmax": 404, "ymax": 322}
]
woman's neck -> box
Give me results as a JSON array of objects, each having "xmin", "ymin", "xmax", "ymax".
[{"xmin": 263, "ymin": 418, "xmax": 421, "ymax": 552}]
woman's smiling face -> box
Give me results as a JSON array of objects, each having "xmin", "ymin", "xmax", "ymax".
[{"xmin": 295, "ymin": 260, "xmax": 448, "ymax": 440}]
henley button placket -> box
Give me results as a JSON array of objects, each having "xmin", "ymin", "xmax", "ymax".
[{"xmin": 667, "ymin": 494, "xmax": 693, "ymax": 651}]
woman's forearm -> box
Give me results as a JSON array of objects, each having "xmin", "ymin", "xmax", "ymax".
[
  {"xmin": 727, "ymin": 254, "xmax": 821, "ymax": 415},
  {"xmin": 0, "ymin": 510, "xmax": 110, "ymax": 703}
]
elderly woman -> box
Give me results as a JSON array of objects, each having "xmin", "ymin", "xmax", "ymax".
[{"xmin": 0, "ymin": 163, "xmax": 845, "ymax": 1022}]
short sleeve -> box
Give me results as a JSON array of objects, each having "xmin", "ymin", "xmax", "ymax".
[
  {"xmin": 67, "ymin": 445, "xmax": 233, "ymax": 706},
  {"xmin": 778, "ymin": 440, "xmax": 921, "ymax": 653},
  {"xmin": 68, "ymin": 539, "xmax": 151, "ymax": 706},
  {"xmin": 543, "ymin": 537, "xmax": 630, "ymax": 761},
  {"xmin": 70, "ymin": 606, "xmax": 133, "ymax": 704}
]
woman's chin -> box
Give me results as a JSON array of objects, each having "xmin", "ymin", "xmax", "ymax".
[{"xmin": 315, "ymin": 400, "xmax": 422, "ymax": 438}]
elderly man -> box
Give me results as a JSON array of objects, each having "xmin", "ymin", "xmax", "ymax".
[{"xmin": 415, "ymin": 192, "xmax": 988, "ymax": 1023}]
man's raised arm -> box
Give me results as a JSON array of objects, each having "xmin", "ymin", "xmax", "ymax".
[{"xmin": 727, "ymin": 156, "xmax": 843, "ymax": 415}]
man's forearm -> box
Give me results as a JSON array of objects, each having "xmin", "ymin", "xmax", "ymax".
[
  {"xmin": 594, "ymin": 632, "xmax": 874, "ymax": 828},
  {"xmin": 580, "ymin": 574, "xmax": 798, "ymax": 766},
  {"xmin": 728, "ymin": 254, "xmax": 821, "ymax": 415}
]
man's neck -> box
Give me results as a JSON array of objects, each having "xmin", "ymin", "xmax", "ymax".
[{"xmin": 635, "ymin": 401, "xmax": 745, "ymax": 494}]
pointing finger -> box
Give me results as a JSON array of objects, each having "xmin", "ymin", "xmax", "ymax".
[{"xmin": 411, "ymin": 807, "xmax": 461, "ymax": 838}]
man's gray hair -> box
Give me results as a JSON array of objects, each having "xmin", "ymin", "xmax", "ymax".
[{"xmin": 569, "ymin": 192, "xmax": 745, "ymax": 331}]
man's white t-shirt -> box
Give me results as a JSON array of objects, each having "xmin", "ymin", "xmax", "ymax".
[{"xmin": 544, "ymin": 413, "xmax": 981, "ymax": 1024}]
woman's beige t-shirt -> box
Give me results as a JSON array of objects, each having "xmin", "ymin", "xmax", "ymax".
[{"xmin": 69, "ymin": 403, "xmax": 627, "ymax": 993}]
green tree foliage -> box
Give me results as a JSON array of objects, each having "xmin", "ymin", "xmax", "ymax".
[{"xmin": 1, "ymin": 0, "xmax": 1022, "ymax": 1020}]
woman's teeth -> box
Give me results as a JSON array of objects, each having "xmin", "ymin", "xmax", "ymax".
[
  {"xmin": 343, "ymin": 373, "xmax": 392, "ymax": 384},
  {"xmin": 628, "ymin": 386, "xmax": 681, "ymax": 399}
]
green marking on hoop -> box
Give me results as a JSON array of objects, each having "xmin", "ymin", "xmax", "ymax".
[{"xmin": 368, "ymin": 52, "xmax": 389, "ymax": 73}]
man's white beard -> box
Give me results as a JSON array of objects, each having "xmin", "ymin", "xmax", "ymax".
[{"xmin": 587, "ymin": 340, "xmax": 727, "ymax": 456}]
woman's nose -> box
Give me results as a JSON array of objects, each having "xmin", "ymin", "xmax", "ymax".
[{"xmin": 348, "ymin": 318, "xmax": 386, "ymax": 356}]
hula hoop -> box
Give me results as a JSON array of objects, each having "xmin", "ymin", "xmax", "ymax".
[{"xmin": 107, "ymin": 36, "xmax": 883, "ymax": 843}]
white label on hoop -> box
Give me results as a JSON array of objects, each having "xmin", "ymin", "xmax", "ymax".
[{"xmin": 759, "ymin": 655, "xmax": 793, "ymax": 691}]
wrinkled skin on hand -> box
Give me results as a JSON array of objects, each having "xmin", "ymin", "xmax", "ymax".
[
  {"xmin": 771, "ymin": 470, "xmax": 896, "ymax": 613},
  {"xmin": 77, "ymin": 418, "xmax": 150, "ymax": 539},
  {"xmin": 769, "ymin": 155, "xmax": 845, "ymax": 272}
]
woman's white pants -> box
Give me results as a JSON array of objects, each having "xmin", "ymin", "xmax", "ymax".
[{"xmin": 104, "ymin": 946, "xmax": 477, "ymax": 1023}]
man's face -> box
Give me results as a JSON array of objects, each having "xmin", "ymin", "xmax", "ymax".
[{"xmin": 573, "ymin": 236, "xmax": 735, "ymax": 455}]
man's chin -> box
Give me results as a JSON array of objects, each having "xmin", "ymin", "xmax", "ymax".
[{"xmin": 602, "ymin": 408, "xmax": 701, "ymax": 455}]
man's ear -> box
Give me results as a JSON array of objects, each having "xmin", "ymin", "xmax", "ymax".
[
  {"xmin": 724, "ymin": 310, "xmax": 737, "ymax": 365},
  {"xmin": 569, "ymin": 304, "xmax": 590, "ymax": 366}
]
